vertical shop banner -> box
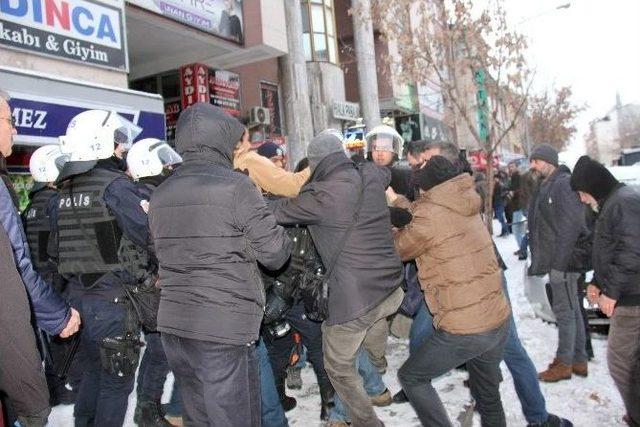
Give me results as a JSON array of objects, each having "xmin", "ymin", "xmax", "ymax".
[
  {"xmin": 164, "ymin": 101, "xmax": 181, "ymax": 140},
  {"xmin": 180, "ymin": 63, "xmax": 210, "ymax": 109},
  {"xmin": 0, "ymin": 0, "xmax": 127, "ymax": 70},
  {"xmin": 210, "ymin": 69, "xmax": 240, "ymax": 117},
  {"xmin": 126, "ymin": 0, "xmax": 243, "ymax": 43},
  {"xmin": 260, "ymin": 82, "xmax": 282, "ymax": 139}
]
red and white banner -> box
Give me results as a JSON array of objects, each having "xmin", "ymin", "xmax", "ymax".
[
  {"xmin": 468, "ymin": 150, "xmax": 500, "ymax": 170},
  {"xmin": 180, "ymin": 63, "xmax": 210, "ymax": 109}
]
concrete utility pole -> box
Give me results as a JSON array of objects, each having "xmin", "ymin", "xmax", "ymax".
[
  {"xmin": 352, "ymin": 0, "xmax": 381, "ymax": 129},
  {"xmin": 279, "ymin": 0, "xmax": 314, "ymax": 169}
]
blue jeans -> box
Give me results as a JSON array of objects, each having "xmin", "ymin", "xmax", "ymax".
[
  {"xmin": 409, "ymin": 301, "xmax": 433, "ymax": 354},
  {"xmin": 329, "ymin": 349, "xmax": 386, "ymax": 422},
  {"xmin": 512, "ymin": 210, "xmax": 526, "ymax": 249},
  {"xmin": 519, "ymin": 233, "xmax": 529, "ymax": 255},
  {"xmin": 501, "ymin": 274, "xmax": 548, "ymax": 424},
  {"xmin": 494, "ymin": 202, "xmax": 508, "ymax": 234},
  {"xmin": 409, "ymin": 273, "xmax": 549, "ymax": 424},
  {"xmin": 257, "ymin": 339, "xmax": 289, "ymax": 427},
  {"xmin": 163, "ymin": 383, "xmax": 182, "ymax": 417}
]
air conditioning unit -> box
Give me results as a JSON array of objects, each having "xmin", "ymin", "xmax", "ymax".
[{"xmin": 250, "ymin": 106, "xmax": 270, "ymax": 125}]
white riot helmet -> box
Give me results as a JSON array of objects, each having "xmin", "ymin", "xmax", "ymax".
[
  {"xmin": 127, "ymin": 138, "xmax": 182, "ymax": 180},
  {"xmin": 59, "ymin": 110, "xmax": 142, "ymax": 161},
  {"xmin": 365, "ymin": 125, "xmax": 404, "ymax": 158},
  {"xmin": 29, "ymin": 144, "xmax": 69, "ymax": 183}
]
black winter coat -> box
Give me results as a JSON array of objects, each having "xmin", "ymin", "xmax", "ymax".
[
  {"xmin": 528, "ymin": 166, "xmax": 589, "ymax": 275},
  {"xmin": 270, "ymin": 153, "xmax": 403, "ymax": 325},
  {"xmin": 149, "ymin": 104, "xmax": 292, "ymax": 345},
  {"xmin": 593, "ymin": 185, "xmax": 640, "ymax": 306}
]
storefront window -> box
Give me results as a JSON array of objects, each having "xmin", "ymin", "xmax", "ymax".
[{"xmin": 301, "ymin": 0, "xmax": 338, "ymax": 64}]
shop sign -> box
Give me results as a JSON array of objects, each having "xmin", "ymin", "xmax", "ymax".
[
  {"xmin": 180, "ymin": 63, "xmax": 209, "ymax": 108},
  {"xmin": 0, "ymin": 0, "xmax": 127, "ymax": 70},
  {"xmin": 210, "ymin": 69, "xmax": 240, "ymax": 117},
  {"xmin": 468, "ymin": 150, "xmax": 500, "ymax": 170},
  {"xmin": 164, "ymin": 101, "xmax": 181, "ymax": 140},
  {"xmin": 332, "ymin": 101, "xmax": 360, "ymax": 121},
  {"xmin": 8, "ymin": 95, "xmax": 165, "ymax": 145},
  {"xmin": 127, "ymin": 0, "xmax": 243, "ymax": 43},
  {"xmin": 260, "ymin": 82, "xmax": 282, "ymax": 137}
]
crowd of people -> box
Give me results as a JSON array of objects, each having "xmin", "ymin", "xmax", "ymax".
[{"xmin": 0, "ymin": 92, "xmax": 638, "ymax": 427}]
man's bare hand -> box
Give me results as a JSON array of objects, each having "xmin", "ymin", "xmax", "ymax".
[
  {"xmin": 586, "ymin": 284, "xmax": 600, "ymax": 306},
  {"xmin": 59, "ymin": 308, "xmax": 81, "ymax": 338},
  {"xmin": 386, "ymin": 186, "xmax": 399, "ymax": 205},
  {"xmin": 597, "ymin": 294, "xmax": 617, "ymax": 318}
]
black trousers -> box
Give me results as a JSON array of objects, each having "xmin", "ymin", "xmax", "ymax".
[
  {"xmin": 265, "ymin": 301, "xmax": 332, "ymax": 396},
  {"xmin": 162, "ymin": 333, "xmax": 260, "ymax": 427}
]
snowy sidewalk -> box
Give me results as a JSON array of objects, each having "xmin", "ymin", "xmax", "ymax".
[{"xmin": 49, "ymin": 233, "xmax": 626, "ymax": 426}]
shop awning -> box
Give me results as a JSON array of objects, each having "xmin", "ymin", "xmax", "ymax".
[{"xmin": 1, "ymin": 66, "xmax": 165, "ymax": 147}]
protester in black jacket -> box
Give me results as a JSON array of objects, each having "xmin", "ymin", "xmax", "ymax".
[
  {"xmin": 270, "ymin": 132, "xmax": 403, "ymax": 427},
  {"xmin": 149, "ymin": 103, "xmax": 292, "ymax": 426},
  {"xmin": 528, "ymin": 144, "xmax": 590, "ymax": 382},
  {"xmin": 571, "ymin": 155, "xmax": 640, "ymax": 426}
]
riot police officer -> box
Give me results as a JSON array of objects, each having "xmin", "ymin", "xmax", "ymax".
[
  {"xmin": 24, "ymin": 145, "xmax": 80, "ymax": 406},
  {"xmin": 56, "ymin": 109, "xmax": 149, "ymax": 427},
  {"xmin": 127, "ymin": 138, "xmax": 182, "ymax": 427},
  {"xmin": 365, "ymin": 125, "xmax": 415, "ymax": 199}
]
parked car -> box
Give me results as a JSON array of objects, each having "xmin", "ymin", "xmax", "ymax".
[{"xmin": 522, "ymin": 164, "xmax": 640, "ymax": 333}]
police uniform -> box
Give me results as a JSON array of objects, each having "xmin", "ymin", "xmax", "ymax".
[
  {"xmin": 22, "ymin": 185, "xmax": 80, "ymax": 405},
  {"xmin": 56, "ymin": 156, "xmax": 149, "ymax": 427},
  {"xmin": 132, "ymin": 176, "xmax": 173, "ymax": 425}
]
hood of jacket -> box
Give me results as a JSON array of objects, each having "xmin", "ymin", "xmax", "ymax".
[
  {"xmin": 175, "ymin": 103, "xmax": 245, "ymax": 168},
  {"xmin": 423, "ymin": 173, "xmax": 480, "ymax": 217},
  {"xmin": 309, "ymin": 151, "xmax": 355, "ymax": 182}
]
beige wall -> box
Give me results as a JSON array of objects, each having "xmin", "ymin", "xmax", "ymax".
[
  {"xmin": 230, "ymin": 58, "xmax": 280, "ymax": 118},
  {"xmin": 0, "ymin": 48, "xmax": 128, "ymax": 88}
]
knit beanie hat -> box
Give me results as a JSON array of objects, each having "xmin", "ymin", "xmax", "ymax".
[
  {"xmin": 570, "ymin": 155, "xmax": 620, "ymax": 201},
  {"xmin": 307, "ymin": 132, "xmax": 346, "ymax": 171},
  {"xmin": 415, "ymin": 155, "xmax": 461, "ymax": 192},
  {"xmin": 257, "ymin": 142, "xmax": 283, "ymax": 159},
  {"xmin": 529, "ymin": 144, "xmax": 559, "ymax": 167}
]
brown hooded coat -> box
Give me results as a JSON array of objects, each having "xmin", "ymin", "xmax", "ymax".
[{"xmin": 394, "ymin": 173, "xmax": 510, "ymax": 334}]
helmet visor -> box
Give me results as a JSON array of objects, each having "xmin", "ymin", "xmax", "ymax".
[
  {"xmin": 370, "ymin": 135, "xmax": 397, "ymax": 152},
  {"xmin": 154, "ymin": 143, "xmax": 183, "ymax": 167},
  {"xmin": 110, "ymin": 112, "xmax": 142, "ymax": 148}
]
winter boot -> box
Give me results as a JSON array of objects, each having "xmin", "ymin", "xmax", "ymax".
[
  {"xmin": 319, "ymin": 383, "xmax": 335, "ymax": 421},
  {"xmin": 392, "ymin": 389, "xmax": 409, "ymax": 404},
  {"xmin": 572, "ymin": 361, "xmax": 588, "ymax": 377},
  {"xmin": 370, "ymin": 388, "xmax": 392, "ymax": 407},
  {"xmin": 137, "ymin": 401, "xmax": 174, "ymax": 427},
  {"xmin": 527, "ymin": 413, "xmax": 573, "ymax": 427},
  {"xmin": 286, "ymin": 365, "xmax": 303, "ymax": 390},
  {"xmin": 538, "ymin": 359, "xmax": 572, "ymax": 382},
  {"xmin": 276, "ymin": 382, "xmax": 297, "ymax": 412}
]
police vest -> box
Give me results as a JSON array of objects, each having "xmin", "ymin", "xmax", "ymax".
[
  {"xmin": 56, "ymin": 167, "xmax": 134, "ymax": 277},
  {"xmin": 23, "ymin": 187, "xmax": 56, "ymax": 273}
]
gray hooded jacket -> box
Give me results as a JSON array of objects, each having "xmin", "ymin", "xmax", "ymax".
[
  {"xmin": 270, "ymin": 144, "xmax": 403, "ymax": 326},
  {"xmin": 149, "ymin": 103, "xmax": 292, "ymax": 345}
]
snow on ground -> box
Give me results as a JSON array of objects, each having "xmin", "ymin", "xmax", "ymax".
[{"xmin": 49, "ymin": 230, "xmax": 625, "ymax": 426}]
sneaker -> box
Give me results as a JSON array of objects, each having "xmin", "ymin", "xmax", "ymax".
[
  {"xmin": 137, "ymin": 401, "xmax": 175, "ymax": 427},
  {"xmin": 572, "ymin": 361, "xmax": 588, "ymax": 377},
  {"xmin": 371, "ymin": 389, "xmax": 392, "ymax": 407},
  {"xmin": 518, "ymin": 253, "xmax": 528, "ymax": 260},
  {"xmin": 538, "ymin": 359, "xmax": 572, "ymax": 382},
  {"xmin": 286, "ymin": 365, "xmax": 303, "ymax": 390}
]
